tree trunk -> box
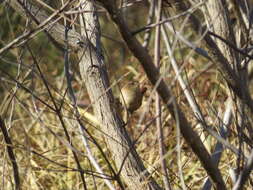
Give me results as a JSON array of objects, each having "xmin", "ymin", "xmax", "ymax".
[{"xmin": 76, "ymin": 1, "xmax": 163, "ymax": 189}]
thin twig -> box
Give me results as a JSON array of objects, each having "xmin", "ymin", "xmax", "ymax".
[
  {"xmin": 0, "ymin": 0, "xmax": 72, "ymax": 55},
  {"xmin": 154, "ymin": 0, "xmax": 172, "ymax": 189},
  {"xmin": 232, "ymin": 149, "xmax": 253, "ymax": 190},
  {"xmin": 142, "ymin": 0, "xmax": 155, "ymax": 48},
  {"xmin": 0, "ymin": 118, "xmax": 20, "ymax": 190},
  {"xmin": 202, "ymin": 98, "xmax": 233, "ymax": 190},
  {"xmin": 132, "ymin": 1, "xmax": 204, "ymax": 35}
]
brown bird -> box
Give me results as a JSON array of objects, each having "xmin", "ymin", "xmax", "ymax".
[{"xmin": 120, "ymin": 81, "xmax": 147, "ymax": 113}]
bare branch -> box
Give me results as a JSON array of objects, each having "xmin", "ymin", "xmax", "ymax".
[
  {"xmin": 0, "ymin": 118, "xmax": 20, "ymax": 190},
  {"xmin": 232, "ymin": 150, "xmax": 253, "ymax": 190},
  {"xmin": 96, "ymin": 0, "xmax": 226, "ymax": 189},
  {"xmin": 6, "ymin": 0, "xmax": 81, "ymax": 51}
]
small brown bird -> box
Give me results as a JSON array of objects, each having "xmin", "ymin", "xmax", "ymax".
[{"xmin": 120, "ymin": 81, "xmax": 147, "ymax": 113}]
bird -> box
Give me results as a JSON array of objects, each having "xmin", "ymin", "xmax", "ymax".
[{"xmin": 120, "ymin": 81, "xmax": 147, "ymax": 113}]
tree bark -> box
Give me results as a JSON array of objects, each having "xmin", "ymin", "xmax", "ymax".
[
  {"xmin": 7, "ymin": 0, "xmax": 163, "ymax": 189},
  {"xmin": 77, "ymin": 1, "xmax": 162, "ymax": 189}
]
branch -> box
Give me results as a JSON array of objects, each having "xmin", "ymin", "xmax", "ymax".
[
  {"xmin": 77, "ymin": 1, "xmax": 162, "ymax": 189},
  {"xmin": 96, "ymin": 0, "xmax": 226, "ymax": 189},
  {"xmin": 5, "ymin": 0, "xmax": 81, "ymax": 50},
  {"xmin": 173, "ymin": 1, "xmax": 253, "ymax": 117},
  {"xmin": 232, "ymin": 149, "xmax": 253, "ymax": 190},
  {"xmin": 0, "ymin": 117, "xmax": 20, "ymax": 190}
]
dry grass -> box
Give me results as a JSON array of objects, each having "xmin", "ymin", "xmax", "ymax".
[
  {"xmin": 1, "ymin": 1, "xmax": 253, "ymax": 190},
  {"xmin": 1, "ymin": 54, "xmax": 250, "ymax": 189}
]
